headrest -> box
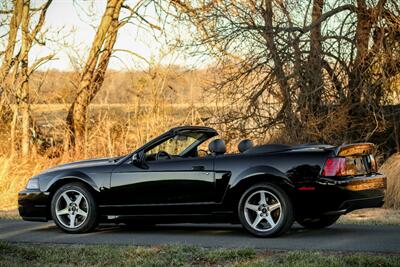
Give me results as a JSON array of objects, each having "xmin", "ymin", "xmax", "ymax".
[
  {"xmin": 238, "ymin": 139, "xmax": 254, "ymax": 153},
  {"xmin": 208, "ymin": 139, "xmax": 226, "ymax": 155}
]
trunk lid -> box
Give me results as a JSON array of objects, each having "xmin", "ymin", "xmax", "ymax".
[
  {"xmin": 335, "ymin": 143, "xmax": 375, "ymax": 157},
  {"xmin": 323, "ymin": 143, "xmax": 377, "ymax": 177}
]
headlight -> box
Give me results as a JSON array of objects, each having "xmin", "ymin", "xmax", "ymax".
[{"xmin": 26, "ymin": 178, "xmax": 39, "ymax": 189}]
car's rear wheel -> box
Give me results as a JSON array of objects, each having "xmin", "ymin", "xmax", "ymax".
[
  {"xmin": 51, "ymin": 182, "xmax": 97, "ymax": 233},
  {"xmin": 297, "ymin": 215, "xmax": 340, "ymax": 229},
  {"xmin": 238, "ymin": 183, "xmax": 294, "ymax": 237}
]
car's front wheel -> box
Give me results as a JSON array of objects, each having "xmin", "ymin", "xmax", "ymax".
[
  {"xmin": 51, "ymin": 182, "xmax": 97, "ymax": 233},
  {"xmin": 238, "ymin": 183, "xmax": 294, "ymax": 237}
]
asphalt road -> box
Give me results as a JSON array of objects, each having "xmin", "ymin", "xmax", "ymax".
[{"xmin": 0, "ymin": 219, "xmax": 399, "ymax": 253}]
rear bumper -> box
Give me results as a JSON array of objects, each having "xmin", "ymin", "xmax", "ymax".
[
  {"xmin": 322, "ymin": 195, "xmax": 384, "ymax": 216},
  {"xmin": 296, "ymin": 174, "xmax": 386, "ymax": 216},
  {"xmin": 18, "ymin": 189, "xmax": 50, "ymax": 222}
]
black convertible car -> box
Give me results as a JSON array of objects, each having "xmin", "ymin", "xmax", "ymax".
[{"xmin": 19, "ymin": 126, "xmax": 386, "ymax": 237}]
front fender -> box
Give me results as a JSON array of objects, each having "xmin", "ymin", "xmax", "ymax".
[{"xmin": 40, "ymin": 170, "xmax": 99, "ymax": 192}]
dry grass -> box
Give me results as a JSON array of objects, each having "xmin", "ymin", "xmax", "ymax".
[
  {"xmin": 0, "ymin": 209, "xmax": 19, "ymax": 219},
  {"xmin": 0, "ymin": 155, "xmax": 61, "ymax": 210},
  {"xmin": 339, "ymin": 208, "xmax": 400, "ymax": 225},
  {"xmin": 380, "ymin": 153, "xmax": 400, "ymax": 209}
]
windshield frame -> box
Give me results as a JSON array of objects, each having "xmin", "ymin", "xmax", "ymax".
[{"xmin": 120, "ymin": 127, "xmax": 219, "ymax": 164}]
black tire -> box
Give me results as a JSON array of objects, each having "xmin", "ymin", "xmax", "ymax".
[
  {"xmin": 238, "ymin": 183, "xmax": 294, "ymax": 237},
  {"xmin": 297, "ymin": 215, "xmax": 340, "ymax": 229},
  {"xmin": 51, "ymin": 182, "xmax": 98, "ymax": 233}
]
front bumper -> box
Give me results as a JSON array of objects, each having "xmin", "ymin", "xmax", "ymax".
[
  {"xmin": 18, "ymin": 189, "xmax": 50, "ymax": 222},
  {"xmin": 296, "ymin": 174, "xmax": 386, "ymax": 216}
]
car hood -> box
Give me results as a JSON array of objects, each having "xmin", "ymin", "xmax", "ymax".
[{"xmin": 42, "ymin": 156, "xmax": 122, "ymax": 174}]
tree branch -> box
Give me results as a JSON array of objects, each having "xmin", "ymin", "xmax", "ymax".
[
  {"xmin": 28, "ymin": 54, "xmax": 55, "ymax": 75},
  {"xmin": 113, "ymin": 49, "xmax": 150, "ymax": 65},
  {"xmin": 247, "ymin": 4, "xmax": 356, "ymax": 34},
  {"xmin": 0, "ymin": 9, "xmax": 13, "ymax": 14}
]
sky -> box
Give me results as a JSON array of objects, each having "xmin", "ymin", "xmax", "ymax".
[{"xmin": 26, "ymin": 0, "xmax": 185, "ymax": 71}]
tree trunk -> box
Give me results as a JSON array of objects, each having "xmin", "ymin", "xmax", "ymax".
[
  {"xmin": 347, "ymin": 0, "xmax": 384, "ymax": 140},
  {"xmin": 262, "ymin": 1, "xmax": 296, "ymax": 133},
  {"xmin": 10, "ymin": 105, "xmax": 18, "ymax": 156},
  {"xmin": 301, "ymin": 0, "xmax": 324, "ymax": 116},
  {"xmin": 19, "ymin": 0, "xmax": 31, "ymax": 157},
  {"xmin": 20, "ymin": 65, "xmax": 31, "ymax": 157},
  {"xmin": 349, "ymin": 0, "xmax": 371, "ymax": 105},
  {"xmin": 66, "ymin": 0, "xmax": 123, "ymax": 154}
]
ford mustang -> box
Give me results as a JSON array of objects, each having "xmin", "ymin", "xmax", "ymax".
[{"xmin": 19, "ymin": 126, "xmax": 386, "ymax": 237}]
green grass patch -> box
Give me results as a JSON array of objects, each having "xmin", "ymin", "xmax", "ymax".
[
  {"xmin": 248, "ymin": 251, "xmax": 400, "ymax": 267},
  {"xmin": 0, "ymin": 241, "xmax": 256, "ymax": 267},
  {"xmin": 1, "ymin": 241, "xmax": 400, "ymax": 267}
]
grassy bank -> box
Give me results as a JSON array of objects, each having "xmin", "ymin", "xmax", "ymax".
[
  {"xmin": 1, "ymin": 241, "xmax": 400, "ymax": 267},
  {"xmin": 337, "ymin": 208, "xmax": 400, "ymax": 225}
]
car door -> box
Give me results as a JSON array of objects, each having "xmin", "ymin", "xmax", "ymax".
[{"xmin": 106, "ymin": 156, "xmax": 216, "ymax": 214}]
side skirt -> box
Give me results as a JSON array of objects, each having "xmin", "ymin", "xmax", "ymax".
[{"xmin": 99, "ymin": 212, "xmax": 238, "ymax": 224}]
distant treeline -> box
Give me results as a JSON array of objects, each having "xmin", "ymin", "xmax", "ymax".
[{"xmin": 30, "ymin": 67, "xmax": 208, "ymax": 105}]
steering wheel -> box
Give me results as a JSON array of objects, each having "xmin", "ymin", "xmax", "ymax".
[{"xmin": 155, "ymin": 150, "xmax": 172, "ymax": 161}]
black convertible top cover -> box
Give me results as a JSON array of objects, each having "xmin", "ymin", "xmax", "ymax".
[
  {"xmin": 244, "ymin": 144, "xmax": 291, "ymax": 154},
  {"xmin": 244, "ymin": 143, "xmax": 334, "ymax": 154}
]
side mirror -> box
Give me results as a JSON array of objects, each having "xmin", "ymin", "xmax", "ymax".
[
  {"xmin": 131, "ymin": 151, "xmax": 149, "ymax": 169},
  {"xmin": 132, "ymin": 153, "xmax": 142, "ymax": 165}
]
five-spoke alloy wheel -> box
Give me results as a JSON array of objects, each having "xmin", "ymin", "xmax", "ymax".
[
  {"xmin": 238, "ymin": 183, "xmax": 294, "ymax": 237},
  {"xmin": 51, "ymin": 183, "xmax": 97, "ymax": 233}
]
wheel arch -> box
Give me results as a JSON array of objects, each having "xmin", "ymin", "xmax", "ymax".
[
  {"xmin": 44, "ymin": 170, "xmax": 99, "ymax": 193},
  {"xmin": 45, "ymin": 174, "xmax": 99, "ymax": 219},
  {"xmin": 224, "ymin": 166, "xmax": 295, "ymax": 211}
]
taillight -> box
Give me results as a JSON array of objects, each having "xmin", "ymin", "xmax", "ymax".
[
  {"xmin": 322, "ymin": 157, "xmax": 346, "ymax": 176},
  {"xmin": 322, "ymin": 156, "xmax": 373, "ymax": 177},
  {"xmin": 369, "ymin": 155, "xmax": 378, "ymax": 172}
]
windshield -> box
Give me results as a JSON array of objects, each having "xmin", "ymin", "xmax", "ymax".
[{"xmin": 146, "ymin": 132, "xmax": 204, "ymax": 157}]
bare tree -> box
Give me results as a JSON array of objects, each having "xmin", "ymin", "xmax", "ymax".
[
  {"xmin": 66, "ymin": 0, "xmax": 159, "ymax": 154},
  {"xmin": 0, "ymin": 0, "xmax": 23, "ymax": 122},
  {"xmin": 165, "ymin": 0, "xmax": 400, "ymax": 146},
  {"xmin": 0, "ymin": 0, "xmax": 53, "ymax": 156},
  {"xmin": 66, "ymin": 0, "xmax": 124, "ymax": 154}
]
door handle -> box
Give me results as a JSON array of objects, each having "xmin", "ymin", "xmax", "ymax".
[{"xmin": 192, "ymin": 165, "xmax": 205, "ymax": 171}]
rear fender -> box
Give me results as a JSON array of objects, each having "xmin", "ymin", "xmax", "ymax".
[
  {"xmin": 230, "ymin": 165, "xmax": 293, "ymax": 188},
  {"xmin": 223, "ymin": 166, "xmax": 294, "ymax": 208}
]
